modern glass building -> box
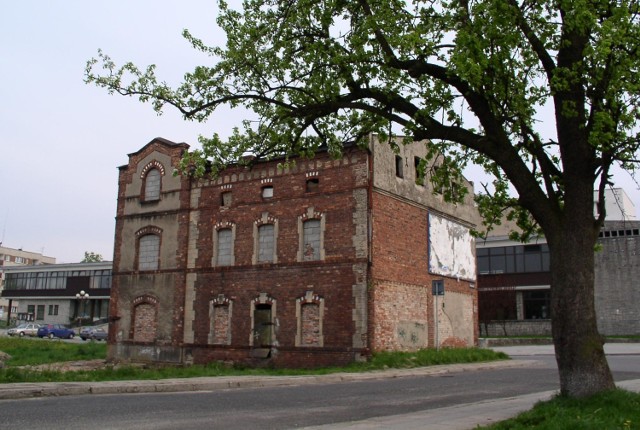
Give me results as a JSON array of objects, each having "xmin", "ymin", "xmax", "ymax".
[{"xmin": 1, "ymin": 262, "xmax": 111, "ymax": 326}]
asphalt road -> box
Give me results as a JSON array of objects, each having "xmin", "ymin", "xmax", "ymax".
[{"xmin": 0, "ymin": 352, "xmax": 638, "ymax": 430}]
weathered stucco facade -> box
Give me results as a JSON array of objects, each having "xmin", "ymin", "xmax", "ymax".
[{"xmin": 109, "ymin": 136, "xmax": 478, "ymax": 367}]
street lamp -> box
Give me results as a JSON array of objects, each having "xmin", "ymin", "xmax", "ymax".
[{"xmin": 75, "ymin": 290, "xmax": 90, "ymax": 330}]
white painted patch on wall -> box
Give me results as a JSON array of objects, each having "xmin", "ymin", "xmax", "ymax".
[{"xmin": 428, "ymin": 213, "xmax": 476, "ymax": 280}]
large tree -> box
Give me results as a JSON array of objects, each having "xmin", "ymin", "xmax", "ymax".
[{"xmin": 86, "ymin": 0, "xmax": 640, "ymax": 397}]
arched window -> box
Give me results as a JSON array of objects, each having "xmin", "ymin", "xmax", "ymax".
[
  {"xmin": 138, "ymin": 234, "xmax": 160, "ymax": 270},
  {"xmin": 298, "ymin": 208, "xmax": 325, "ymax": 262},
  {"xmin": 257, "ymin": 224, "xmax": 275, "ymax": 263},
  {"xmin": 295, "ymin": 290, "xmax": 324, "ymax": 347},
  {"xmin": 216, "ymin": 228, "xmax": 233, "ymax": 266},
  {"xmin": 209, "ymin": 295, "xmax": 233, "ymax": 345},
  {"xmin": 132, "ymin": 295, "xmax": 158, "ymax": 342},
  {"xmin": 144, "ymin": 168, "xmax": 161, "ymax": 201},
  {"xmin": 303, "ymin": 219, "xmax": 321, "ymax": 261}
]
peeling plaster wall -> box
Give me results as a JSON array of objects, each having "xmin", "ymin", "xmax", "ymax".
[
  {"xmin": 434, "ymin": 290, "xmax": 475, "ymax": 347},
  {"xmin": 428, "ymin": 214, "xmax": 476, "ymax": 281}
]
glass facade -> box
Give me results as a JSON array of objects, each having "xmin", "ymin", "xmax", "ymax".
[
  {"xmin": 4, "ymin": 269, "xmax": 112, "ymax": 291},
  {"xmin": 477, "ymin": 244, "xmax": 550, "ymax": 274}
]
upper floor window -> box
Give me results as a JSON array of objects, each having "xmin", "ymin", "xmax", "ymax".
[
  {"xmin": 415, "ymin": 157, "xmax": 425, "ymax": 186},
  {"xmin": 216, "ymin": 228, "xmax": 233, "ymax": 266},
  {"xmin": 262, "ymin": 185, "xmax": 274, "ymax": 199},
  {"xmin": 477, "ymin": 244, "xmax": 550, "ymax": 275},
  {"xmin": 144, "ymin": 168, "xmax": 161, "ymax": 201},
  {"xmin": 395, "ymin": 155, "xmax": 404, "ymax": 178},
  {"xmin": 221, "ymin": 191, "xmax": 232, "ymax": 207},
  {"xmin": 257, "ymin": 224, "xmax": 275, "ymax": 263},
  {"xmin": 303, "ymin": 219, "xmax": 321, "ymax": 261},
  {"xmin": 138, "ymin": 234, "xmax": 160, "ymax": 270},
  {"xmin": 306, "ymin": 178, "xmax": 319, "ymax": 192}
]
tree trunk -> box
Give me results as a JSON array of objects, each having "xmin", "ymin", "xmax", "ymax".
[{"xmin": 548, "ymin": 224, "xmax": 615, "ymax": 397}]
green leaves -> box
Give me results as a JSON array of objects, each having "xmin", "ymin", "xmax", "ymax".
[{"xmin": 85, "ymin": 0, "xmax": 640, "ymax": 233}]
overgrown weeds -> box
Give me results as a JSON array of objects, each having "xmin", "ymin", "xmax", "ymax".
[{"xmin": 0, "ymin": 337, "xmax": 507, "ymax": 383}]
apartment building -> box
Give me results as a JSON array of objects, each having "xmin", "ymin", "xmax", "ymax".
[{"xmin": 0, "ymin": 245, "xmax": 55, "ymax": 321}]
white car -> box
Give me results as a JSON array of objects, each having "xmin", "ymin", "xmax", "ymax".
[{"xmin": 8, "ymin": 323, "xmax": 41, "ymax": 337}]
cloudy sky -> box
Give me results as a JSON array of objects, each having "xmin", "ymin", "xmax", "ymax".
[
  {"xmin": 1, "ymin": 1, "xmax": 240, "ymax": 263},
  {"xmin": 2, "ymin": 2, "xmax": 639, "ymax": 263}
]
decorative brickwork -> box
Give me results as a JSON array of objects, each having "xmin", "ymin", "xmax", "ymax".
[
  {"xmin": 132, "ymin": 296, "xmax": 158, "ymax": 342},
  {"xmin": 139, "ymin": 160, "xmax": 166, "ymax": 178},
  {"xmin": 209, "ymin": 295, "xmax": 232, "ymax": 345},
  {"xmin": 111, "ymin": 137, "xmax": 479, "ymax": 368}
]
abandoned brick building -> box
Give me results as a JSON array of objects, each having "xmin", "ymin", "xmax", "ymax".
[{"xmin": 108, "ymin": 135, "xmax": 479, "ymax": 367}]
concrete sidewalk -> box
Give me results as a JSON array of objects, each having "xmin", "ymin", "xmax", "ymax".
[{"xmin": 301, "ymin": 379, "xmax": 640, "ymax": 430}]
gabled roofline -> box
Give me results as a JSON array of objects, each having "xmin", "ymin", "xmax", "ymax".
[{"xmin": 127, "ymin": 137, "xmax": 190, "ymax": 158}]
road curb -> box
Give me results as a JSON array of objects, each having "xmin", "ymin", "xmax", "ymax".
[{"xmin": 0, "ymin": 359, "xmax": 534, "ymax": 400}]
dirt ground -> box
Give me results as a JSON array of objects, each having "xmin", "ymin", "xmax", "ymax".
[{"xmin": 24, "ymin": 359, "xmax": 111, "ymax": 372}]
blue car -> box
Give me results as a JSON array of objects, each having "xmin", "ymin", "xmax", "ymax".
[{"xmin": 37, "ymin": 324, "xmax": 75, "ymax": 339}]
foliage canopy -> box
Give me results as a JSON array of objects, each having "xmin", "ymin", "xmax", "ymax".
[
  {"xmin": 86, "ymin": 0, "xmax": 640, "ymax": 397},
  {"xmin": 86, "ymin": 0, "xmax": 640, "ymax": 237}
]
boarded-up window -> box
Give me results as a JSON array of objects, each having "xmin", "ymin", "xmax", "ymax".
[
  {"xmin": 138, "ymin": 234, "xmax": 160, "ymax": 270},
  {"xmin": 211, "ymin": 304, "xmax": 231, "ymax": 344},
  {"xmin": 217, "ymin": 229, "xmax": 233, "ymax": 266},
  {"xmin": 301, "ymin": 303, "xmax": 321, "ymax": 346},
  {"xmin": 303, "ymin": 219, "xmax": 321, "ymax": 261},
  {"xmin": 258, "ymin": 224, "xmax": 274, "ymax": 263},
  {"xmin": 133, "ymin": 303, "xmax": 157, "ymax": 342},
  {"xmin": 144, "ymin": 168, "xmax": 161, "ymax": 201}
]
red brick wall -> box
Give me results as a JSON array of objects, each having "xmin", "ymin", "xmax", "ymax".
[
  {"xmin": 370, "ymin": 193, "xmax": 429, "ymax": 285},
  {"xmin": 183, "ymin": 149, "xmax": 370, "ymax": 367},
  {"xmin": 192, "ymin": 151, "xmax": 368, "ymax": 267},
  {"xmin": 301, "ymin": 303, "xmax": 321, "ymax": 346},
  {"xmin": 211, "ymin": 305, "xmax": 230, "ymax": 344},
  {"xmin": 369, "ymin": 192, "xmax": 478, "ymax": 350},
  {"xmin": 133, "ymin": 303, "xmax": 157, "ymax": 342},
  {"xmin": 189, "ymin": 264, "xmax": 357, "ymax": 350}
]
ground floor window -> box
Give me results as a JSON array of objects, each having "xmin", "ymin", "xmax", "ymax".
[
  {"xmin": 523, "ymin": 290, "xmax": 550, "ymax": 319},
  {"xmin": 253, "ymin": 304, "xmax": 273, "ymax": 346}
]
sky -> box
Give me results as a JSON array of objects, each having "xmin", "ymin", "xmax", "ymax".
[
  {"xmin": 2, "ymin": 2, "xmax": 639, "ymax": 264},
  {"xmin": 1, "ymin": 1, "xmax": 240, "ymax": 263}
]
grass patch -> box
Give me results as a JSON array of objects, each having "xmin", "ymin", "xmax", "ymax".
[
  {"xmin": 479, "ymin": 389, "xmax": 640, "ymax": 429},
  {"xmin": 480, "ymin": 335, "xmax": 551, "ymax": 339},
  {"xmin": 605, "ymin": 335, "xmax": 640, "ymax": 341},
  {"xmin": 0, "ymin": 337, "xmax": 508, "ymax": 383},
  {"xmin": 0, "ymin": 337, "xmax": 106, "ymax": 366}
]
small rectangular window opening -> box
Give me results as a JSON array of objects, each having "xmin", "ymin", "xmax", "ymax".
[
  {"xmin": 306, "ymin": 178, "xmax": 319, "ymax": 192},
  {"xmin": 221, "ymin": 191, "xmax": 232, "ymax": 207},
  {"xmin": 414, "ymin": 157, "xmax": 425, "ymax": 186},
  {"xmin": 262, "ymin": 186, "xmax": 274, "ymax": 199},
  {"xmin": 395, "ymin": 156, "xmax": 404, "ymax": 178}
]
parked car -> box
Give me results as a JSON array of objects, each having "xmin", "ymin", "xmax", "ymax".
[
  {"xmin": 37, "ymin": 324, "xmax": 75, "ymax": 339},
  {"xmin": 8, "ymin": 323, "xmax": 41, "ymax": 337},
  {"xmin": 80, "ymin": 327, "xmax": 107, "ymax": 341}
]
